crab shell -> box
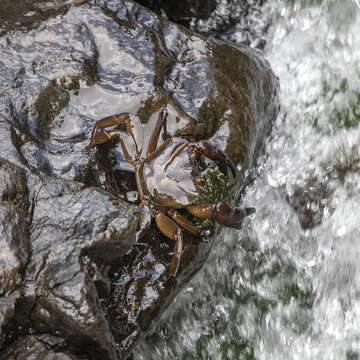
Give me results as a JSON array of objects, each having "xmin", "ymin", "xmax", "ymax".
[
  {"xmin": 140, "ymin": 137, "xmax": 199, "ymax": 208},
  {"xmin": 85, "ymin": 107, "xmax": 254, "ymax": 276}
]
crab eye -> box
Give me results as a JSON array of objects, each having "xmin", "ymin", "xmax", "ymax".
[{"xmin": 195, "ymin": 177, "xmax": 204, "ymax": 184}]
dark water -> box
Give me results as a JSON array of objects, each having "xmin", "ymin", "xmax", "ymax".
[{"xmin": 134, "ymin": 0, "xmax": 360, "ymax": 359}]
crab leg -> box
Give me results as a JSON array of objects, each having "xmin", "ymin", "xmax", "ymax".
[
  {"xmin": 163, "ymin": 143, "xmax": 188, "ymax": 171},
  {"xmin": 168, "ymin": 210, "xmax": 203, "ymax": 236},
  {"xmin": 85, "ymin": 113, "xmax": 129, "ymax": 154},
  {"xmin": 146, "ymin": 107, "xmax": 169, "ymax": 156},
  {"xmin": 155, "ymin": 212, "xmax": 183, "ymax": 276},
  {"xmin": 186, "ymin": 203, "xmax": 212, "ymax": 219},
  {"xmin": 85, "ymin": 113, "xmax": 143, "ymax": 160},
  {"xmin": 191, "ymin": 140, "xmax": 237, "ymax": 178},
  {"xmin": 135, "ymin": 201, "xmax": 152, "ymax": 241},
  {"xmin": 186, "ymin": 201, "xmax": 255, "ymax": 229}
]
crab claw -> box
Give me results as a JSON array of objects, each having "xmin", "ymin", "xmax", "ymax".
[
  {"xmin": 196, "ymin": 140, "xmax": 237, "ymax": 178},
  {"xmin": 213, "ymin": 201, "xmax": 255, "ymax": 229}
]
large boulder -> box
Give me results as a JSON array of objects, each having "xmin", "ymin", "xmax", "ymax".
[{"xmin": 0, "ymin": 0, "xmax": 279, "ymax": 359}]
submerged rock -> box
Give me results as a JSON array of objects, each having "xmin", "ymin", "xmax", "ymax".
[{"xmin": 0, "ymin": 0, "xmax": 279, "ymax": 358}]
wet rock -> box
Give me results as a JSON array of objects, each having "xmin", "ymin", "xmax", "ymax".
[
  {"xmin": 285, "ymin": 177, "xmax": 332, "ymax": 229},
  {"xmin": 0, "ymin": 0, "xmax": 88, "ymax": 36},
  {"xmin": 191, "ymin": 0, "xmax": 270, "ymax": 49},
  {"xmin": 0, "ymin": 159, "xmax": 30, "ymax": 349},
  {"xmin": 107, "ymin": 226, "xmax": 209, "ymax": 358},
  {"xmin": 0, "ymin": 158, "xmax": 29, "ymax": 297},
  {"xmin": 0, "ymin": 0, "xmax": 279, "ymax": 359},
  {"xmin": 1, "ymin": 176, "xmax": 138, "ymax": 359},
  {"xmin": 0, "ymin": 158, "xmax": 30, "ymax": 348},
  {"xmin": 0, "ymin": 334, "xmax": 82, "ymax": 360},
  {"xmin": 0, "ymin": 294, "xmax": 19, "ymax": 349},
  {"xmin": 135, "ymin": 0, "xmax": 269, "ymax": 49},
  {"xmin": 135, "ymin": 0, "xmax": 216, "ymax": 25}
]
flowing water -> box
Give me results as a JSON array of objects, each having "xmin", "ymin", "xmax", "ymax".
[{"xmin": 134, "ymin": 0, "xmax": 360, "ymax": 359}]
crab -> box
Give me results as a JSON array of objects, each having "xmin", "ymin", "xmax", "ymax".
[{"xmin": 85, "ymin": 107, "xmax": 254, "ymax": 276}]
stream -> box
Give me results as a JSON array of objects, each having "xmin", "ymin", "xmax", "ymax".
[{"xmin": 134, "ymin": 0, "xmax": 360, "ymax": 359}]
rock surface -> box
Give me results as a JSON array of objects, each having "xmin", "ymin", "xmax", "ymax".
[
  {"xmin": 0, "ymin": 0, "xmax": 279, "ymax": 359},
  {"xmin": 135, "ymin": 0, "xmax": 217, "ymax": 25},
  {"xmin": 135, "ymin": 0, "xmax": 269, "ymax": 49}
]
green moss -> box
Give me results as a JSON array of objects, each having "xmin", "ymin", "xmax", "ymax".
[
  {"xmin": 330, "ymin": 143, "xmax": 360, "ymax": 182},
  {"xmin": 277, "ymin": 281, "xmax": 315, "ymax": 309},
  {"xmin": 198, "ymin": 169, "xmax": 235, "ymax": 205},
  {"xmin": 194, "ymin": 168, "xmax": 235, "ymax": 229},
  {"xmin": 313, "ymin": 78, "xmax": 360, "ymax": 132},
  {"xmin": 329, "ymin": 93, "xmax": 360, "ymax": 130}
]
